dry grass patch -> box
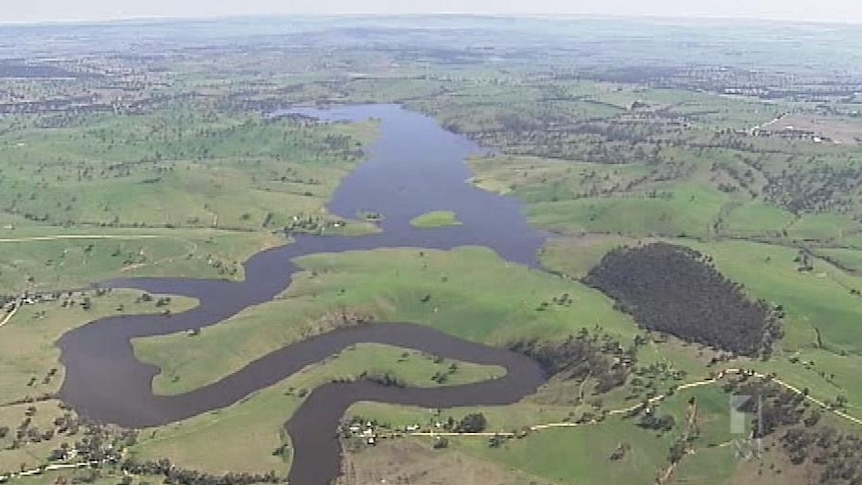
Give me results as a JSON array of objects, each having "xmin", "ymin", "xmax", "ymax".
[{"xmin": 337, "ymin": 438, "xmax": 544, "ymax": 485}]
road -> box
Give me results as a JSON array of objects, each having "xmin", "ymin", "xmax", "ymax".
[
  {"xmin": 3, "ymin": 363, "xmax": 861, "ymax": 484},
  {"xmin": 0, "ymin": 235, "xmax": 161, "ymax": 244},
  {"xmin": 405, "ymin": 367, "xmax": 862, "ymax": 438},
  {"xmin": 0, "ymin": 461, "xmax": 98, "ymax": 481},
  {"xmin": 0, "ymin": 302, "xmax": 18, "ymax": 329}
]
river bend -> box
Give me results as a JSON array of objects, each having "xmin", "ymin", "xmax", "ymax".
[{"xmin": 57, "ymin": 105, "xmax": 549, "ymax": 485}]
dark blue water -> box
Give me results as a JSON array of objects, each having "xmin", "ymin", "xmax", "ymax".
[{"xmin": 57, "ymin": 105, "xmax": 549, "ymax": 485}]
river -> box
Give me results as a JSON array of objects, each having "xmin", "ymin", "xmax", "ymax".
[{"xmin": 57, "ymin": 104, "xmax": 549, "ymax": 485}]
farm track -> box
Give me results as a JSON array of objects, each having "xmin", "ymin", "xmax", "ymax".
[
  {"xmin": 0, "ymin": 302, "xmax": 18, "ymax": 328},
  {"xmin": 6, "ymin": 368, "xmax": 848, "ymax": 484},
  {"xmin": 403, "ymin": 368, "xmax": 862, "ymax": 438},
  {"xmin": 0, "ymin": 235, "xmax": 162, "ymax": 243}
]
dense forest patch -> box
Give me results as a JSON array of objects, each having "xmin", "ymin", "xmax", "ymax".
[{"xmin": 584, "ymin": 243, "xmax": 783, "ymax": 357}]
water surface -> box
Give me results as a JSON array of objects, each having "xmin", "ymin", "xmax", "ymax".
[{"xmin": 58, "ymin": 105, "xmax": 549, "ymax": 485}]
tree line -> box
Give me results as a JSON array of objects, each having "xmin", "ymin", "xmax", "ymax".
[
  {"xmin": 120, "ymin": 458, "xmax": 281, "ymax": 485},
  {"xmin": 508, "ymin": 327, "xmax": 635, "ymax": 395}
]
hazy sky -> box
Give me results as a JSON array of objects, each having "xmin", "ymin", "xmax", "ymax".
[{"xmin": 2, "ymin": 0, "xmax": 860, "ymax": 24}]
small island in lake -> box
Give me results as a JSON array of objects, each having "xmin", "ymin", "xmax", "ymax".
[{"xmin": 409, "ymin": 211, "xmax": 462, "ymax": 228}]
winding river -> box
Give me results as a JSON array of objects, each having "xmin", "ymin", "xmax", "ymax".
[{"xmin": 57, "ymin": 105, "xmax": 550, "ymax": 485}]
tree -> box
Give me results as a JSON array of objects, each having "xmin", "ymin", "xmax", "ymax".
[
  {"xmin": 456, "ymin": 413, "xmax": 487, "ymax": 433},
  {"xmin": 804, "ymin": 409, "xmax": 821, "ymax": 427},
  {"xmin": 668, "ymin": 439, "xmax": 687, "ymax": 464},
  {"xmin": 610, "ymin": 442, "xmax": 630, "ymax": 460},
  {"xmin": 835, "ymin": 395, "xmax": 848, "ymax": 409}
]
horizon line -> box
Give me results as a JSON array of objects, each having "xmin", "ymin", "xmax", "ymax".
[{"xmin": 1, "ymin": 12, "xmax": 860, "ymax": 28}]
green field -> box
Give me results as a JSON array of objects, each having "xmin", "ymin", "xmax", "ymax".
[
  {"xmin": 0, "ymin": 109, "xmax": 377, "ymax": 231},
  {"xmin": 0, "ymin": 228, "xmax": 286, "ymax": 294},
  {"xmin": 538, "ymin": 234, "xmax": 647, "ymax": 279},
  {"xmin": 720, "ymin": 201, "xmax": 796, "ymax": 237},
  {"xmin": 524, "ymin": 182, "xmax": 724, "ymax": 238}
]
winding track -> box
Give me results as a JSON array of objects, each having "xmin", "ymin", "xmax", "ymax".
[
  {"xmin": 0, "ymin": 303, "xmax": 17, "ymax": 328},
  {"xmin": 4, "ymin": 368, "xmax": 856, "ymax": 484},
  {"xmin": 0, "ymin": 234, "xmax": 161, "ymax": 243}
]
